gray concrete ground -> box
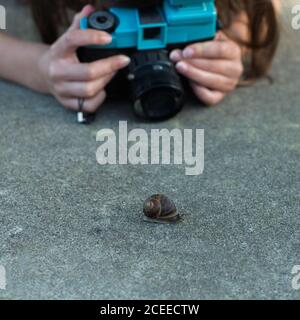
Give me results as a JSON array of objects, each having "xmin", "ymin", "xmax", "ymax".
[{"xmin": 0, "ymin": 1, "xmax": 299, "ymax": 299}]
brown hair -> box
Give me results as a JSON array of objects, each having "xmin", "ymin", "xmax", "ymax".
[{"xmin": 28, "ymin": 0, "xmax": 280, "ymax": 81}]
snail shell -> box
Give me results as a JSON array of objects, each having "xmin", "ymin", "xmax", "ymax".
[{"xmin": 143, "ymin": 194, "xmax": 181, "ymax": 223}]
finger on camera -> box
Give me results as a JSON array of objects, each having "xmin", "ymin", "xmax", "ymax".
[
  {"xmin": 176, "ymin": 62, "xmax": 238, "ymax": 92},
  {"xmin": 187, "ymin": 58, "xmax": 243, "ymax": 79},
  {"xmin": 170, "ymin": 49, "xmax": 183, "ymax": 62},
  {"xmin": 49, "ymin": 57, "xmax": 123, "ymax": 82},
  {"xmin": 88, "ymin": 55, "xmax": 131, "ymax": 78},
  {"xmin": 54, "ymin": 55, "xmax": 130, "ymax": 82},
  {"xmin": 182, "ymin": 40, "xmax": 241, "ymax": 60},
  {"xmin": 52, "ymin": 29, "xmax": 112, "ymax": 57},
  {"xmin": 55, "ymin": 74, "xmax": 114, "ymax": 98},
  {"xmin": 68, "ymin": 5, "xmax": 95, "ymax": 31}
]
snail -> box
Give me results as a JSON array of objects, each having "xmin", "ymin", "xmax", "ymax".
[{"xmin": 143, "ymin": 194, "xmax": 182, "ymax": 224}]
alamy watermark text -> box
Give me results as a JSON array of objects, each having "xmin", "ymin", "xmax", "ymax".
[
  {"xmin": 292, "ymin": 265, "xmax": 300, "ymax": 291},
  {"xmin": 96, "ymin": 121, "xmax": 204, "ymax": 176},
  {"xmin": 292, "ymin": 4, "xmax": 300, "ymax": 30},
  {"xmin": 0, "ymin": 265, "xmax": 6, "ymax": 290},
  {"xmin": 0, "ymin": 5, "xmax": 6, "ymax": 30}
]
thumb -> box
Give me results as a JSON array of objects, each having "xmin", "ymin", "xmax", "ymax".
[{"xmin": 68, "ymin": 5, "xmax": 95, "ymax": 31}]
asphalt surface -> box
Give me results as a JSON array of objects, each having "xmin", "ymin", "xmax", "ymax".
[{"xmin": 0, "ymin": 0, "xmax": 299, "ymax": 299}]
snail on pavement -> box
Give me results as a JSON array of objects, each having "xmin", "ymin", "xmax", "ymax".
[{"xmin": 143, "ymin": 194, "xmax": 182, "ymax": 224}]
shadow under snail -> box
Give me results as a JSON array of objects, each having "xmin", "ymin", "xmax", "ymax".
[{"xmin": 143, "ymin": 194, "xmax": 182, "ymax": 224}]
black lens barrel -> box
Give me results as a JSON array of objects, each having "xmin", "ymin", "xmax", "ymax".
[{"xmin": 128, "ymin": 50, "xmax": 184, "ymax": 121}]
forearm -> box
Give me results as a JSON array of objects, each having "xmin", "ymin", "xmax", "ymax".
[{"xmin": 0, "ymin": 33, "xmax": 50, "ymax": 93}]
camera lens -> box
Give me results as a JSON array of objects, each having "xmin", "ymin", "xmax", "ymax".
[
  {"xmin": 137, "ymin": 88, "xmax": 183, "ymax": 120},
  {"xmin": 128, "ymin": 50, "xmax": 184, "ymax": 121}
]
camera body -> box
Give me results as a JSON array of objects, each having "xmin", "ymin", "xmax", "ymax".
[{"xmin": 78, "ymin": 0, "xmax": 217, "ymax": 121}]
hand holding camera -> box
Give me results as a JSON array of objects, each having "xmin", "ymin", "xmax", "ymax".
[
  {"xmin": 38, "ymin": 1, "xmax": 242, "ymax": 122},
  {"xmin": 78, "ymin": 0, "xmax": 218, "ymax": 121},
  {"xmin": 170, "ymin": 31, "xmax": 244, "ymax": 106},
  {"xmin": 38, "ymin": 5, "xmax": 131, "ymax": 115}
]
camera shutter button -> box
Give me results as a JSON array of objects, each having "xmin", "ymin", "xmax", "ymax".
[{"xmin": 88, "ymin": 11, "xmax": 119, "ymax": 33}]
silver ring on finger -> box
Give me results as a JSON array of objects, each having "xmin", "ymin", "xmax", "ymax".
[{"xmin": 77, "ymin": 98, "xmax": 87, "ymax": 124}]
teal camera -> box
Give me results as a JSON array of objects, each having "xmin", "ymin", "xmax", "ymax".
[{"xmin": 78, "ymin": 0, "xmax": 217, "ymax": 121}]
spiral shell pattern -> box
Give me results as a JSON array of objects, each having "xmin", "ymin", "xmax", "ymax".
[{"xmin": 143, "ymin": 194, "xmax": 179, "ymax": 222}]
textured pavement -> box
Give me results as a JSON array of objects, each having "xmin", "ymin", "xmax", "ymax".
[{"xmin": 0, "ymin": 1, "xmax": 299, "ymax": 299}]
